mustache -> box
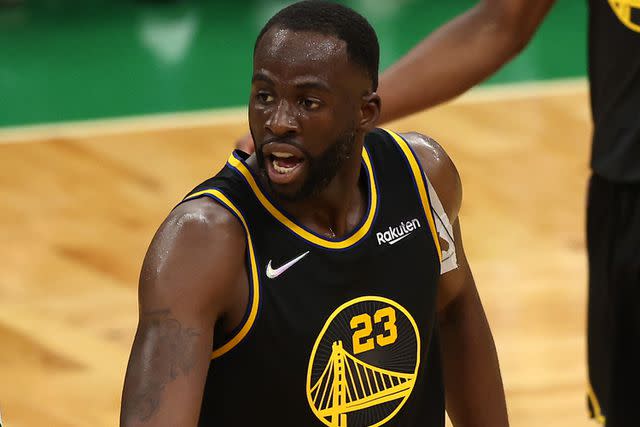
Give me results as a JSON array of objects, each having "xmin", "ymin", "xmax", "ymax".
[
  {"xmin": 259, "ymin": 138, "xmax": 309, "ymax": 160},
  {"xmin": 262, "ymin": 137, "xmax": 301, "ymax": 147}
]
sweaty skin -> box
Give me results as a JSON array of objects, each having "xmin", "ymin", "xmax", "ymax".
[
  {"xmin": 249, "ymin": 28, "xmax": 380, "ymax": 237},
  {"xmin": 121, "ymin": 21, "xmax": 508, "ymax": 427}
]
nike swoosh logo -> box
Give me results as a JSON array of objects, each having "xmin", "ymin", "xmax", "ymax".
[{"xmin": 266, "ymin": 251, "xmax": 310, "ymax": 279}]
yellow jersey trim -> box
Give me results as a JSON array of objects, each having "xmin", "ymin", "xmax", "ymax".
[
  {"xmin": 227, "ymin": 149, "xmax": 378, "ymax": 249},
  {"xmin": 588, "ymin": 382, "xmax": 606, "ymax": 424},
  {"xmin": 383, "ymin": 129, "xmax": 443, "ymax": 262},
  {"xmin": 183, "ymin": 189, "xmax": 260, "ymax": 360}
]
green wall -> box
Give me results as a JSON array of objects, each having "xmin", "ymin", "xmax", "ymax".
[{"xmin": 0, "ymin": 0, "xmax": 587, "ymax": 127}]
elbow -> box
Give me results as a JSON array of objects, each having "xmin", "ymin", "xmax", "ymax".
[
  {"xmin": 478, "ymin": 2, "xmax": 538, "ymax": 60},
  {"xmin": 505, "ymin": 26, "xmax": 533, "ymax": 58},
  {"xmin": 494, "ymin": 20, "xmax": 534, "ymax": 61}
]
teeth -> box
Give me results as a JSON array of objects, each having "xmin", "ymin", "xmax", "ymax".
[
  {"xmin": 273, "ymin": 159, "xmax": 297, "ymax": 174},
  {"xmin": 272, "ymin": 152, "xmax": 294, "ymax": 158}
]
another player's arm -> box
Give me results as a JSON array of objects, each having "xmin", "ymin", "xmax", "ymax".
[
  {"xmin": 404, "ymin": 133, "xmax": 509, "ymax": 426},
  {"xmin": 379, "ymin": 0, "xmax": 556, "ymax": 123},
  {"xmin": 120, "ymin": 198, "xmax": 247, "ymax": 427}
]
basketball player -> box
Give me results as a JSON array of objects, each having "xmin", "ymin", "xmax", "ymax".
[{"xmin": 120, "ymin": 2, "xmax": 508, "ymax": 426}]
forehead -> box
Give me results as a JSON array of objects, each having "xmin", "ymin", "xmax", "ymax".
[{"xmin": 254, "ymin": 27, "xmax": 359, "ymax": 84}]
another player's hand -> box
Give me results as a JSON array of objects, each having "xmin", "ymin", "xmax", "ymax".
[{"xmin": 236, "ymin": 132, "xmax": 255, "ymax": 154}]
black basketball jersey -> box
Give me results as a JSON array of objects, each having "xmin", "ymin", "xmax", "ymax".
[
  {"xmin": 185, "ymin": 128, "xmax": 446, "ymax": 427},
  {"xmin": 588, "ymin": 0, "xmax": 640, "ymax": 182}
]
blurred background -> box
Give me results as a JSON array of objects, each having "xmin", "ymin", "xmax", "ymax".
[
  {"xmin": 0, "ymin": 0, "xmax": 585, "ymax": 126},
  {"xmin": 0, "ymin": 1, "xmax": 592, "ymax": 426}
]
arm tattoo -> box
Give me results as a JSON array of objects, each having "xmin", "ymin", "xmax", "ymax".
[{"xmin": 122, "ymin": 309, "xmax": 202, "ymax": 423}]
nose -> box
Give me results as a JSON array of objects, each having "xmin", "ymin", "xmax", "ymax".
[{"xmin": 265, "ymin": 99, "xmax": 298, "ymax": 137}]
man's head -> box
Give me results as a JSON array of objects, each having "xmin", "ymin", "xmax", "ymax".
[{"xmin": 249, "ymin": 1, "xmax": 381, "ymax": 201}]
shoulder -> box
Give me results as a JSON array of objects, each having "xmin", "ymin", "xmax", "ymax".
[
  {"xmin": 152, "ymin": 196, "xmax": 247, "ymax": 273},
  {"xmin": 139, "ymin": 196, "xmax": 247, "ymax": 315},
  {"xmin": 163, "ymin": 196, "xmax": 245, "ymax": 243},
  {"xmin": 400, "ymin": 131, "xmax": 462, "ymax": 222}
]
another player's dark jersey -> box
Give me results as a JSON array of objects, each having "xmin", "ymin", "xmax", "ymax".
[
  {"xmin": 588, "ymin": 0, "xmax": 640, "ymax": 181},
  {"xmin": 185, "ymin": 129, "xmax": 449, "ymax": 426}
]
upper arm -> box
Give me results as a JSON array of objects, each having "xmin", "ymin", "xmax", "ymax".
[
  {"xmin": 121, "ymin": 197, "xmax": 246, "ymax": 427},
  {"xmin": 401, "ymin": 132, "xmax": 471, "ymax": 315},
  {"xmin": 405, "ymin": 132, "xmax": 508, "ymax": 424},
  {"xmin": 138, "ymin": 197, "xmax": 246, "ymax": 327}
]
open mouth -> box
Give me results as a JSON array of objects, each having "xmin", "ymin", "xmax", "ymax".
[
  {"xmin": 262, "ymin": 143, "xmax": 307, "ymax": 185},
  {"xmin": 271, "ymin": 151, "xmax": 303, "ymax": 174}
]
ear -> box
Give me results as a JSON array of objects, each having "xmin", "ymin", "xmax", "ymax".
[{"xmin": 359, "ymin": 92, "xmax": 381, "ymax": 132}]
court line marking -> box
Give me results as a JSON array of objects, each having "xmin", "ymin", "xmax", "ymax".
[{"xmin": 0, "ymin": 77, "xmax": 587, "ymax": 144}]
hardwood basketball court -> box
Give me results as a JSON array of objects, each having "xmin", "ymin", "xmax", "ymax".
[{"xmin": 0, "ymin": 79, "xmax": 596, "ymax": 426}]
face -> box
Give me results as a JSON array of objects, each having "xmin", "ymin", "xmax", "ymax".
[{"xmin": 249, "ymin": 27, "xmax": 378, "ymax": 201}]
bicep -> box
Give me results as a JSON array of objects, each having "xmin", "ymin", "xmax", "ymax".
[{"xmin": 121, "ymin": 200, "xmax": 246, "ymax": 426}]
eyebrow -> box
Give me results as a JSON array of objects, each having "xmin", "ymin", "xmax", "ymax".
[
  {"xmin": 251, "ymin": 72, "xmax": 331, "ymax": 92},
  {"xmin": 293, "ymin": 79, "xmax": 331, "ymax": 92},
  {"xmin": 252, "ymin": 72, "xmax": 273, "ymax": 85}
]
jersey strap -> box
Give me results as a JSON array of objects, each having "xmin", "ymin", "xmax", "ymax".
[
  {"xmin": 382, "ymin": 129, "xmax": 458, "ymax": 273},
  {"xmin": 182, "ymin": 188, "xmax": 261, "ymax": 359}
]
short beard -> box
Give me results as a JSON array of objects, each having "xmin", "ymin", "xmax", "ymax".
[{"xmin": 256, "ymin": 129, "xmax": 356, "ymax": 202}]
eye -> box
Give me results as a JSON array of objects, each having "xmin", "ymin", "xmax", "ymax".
[
  {"xmin": 300, "ymin": 98, "xmax": 321, "ymax": 111},
  {"xmin": 256, "ymin": 92, "xmax": 274, "ymax": 104}
]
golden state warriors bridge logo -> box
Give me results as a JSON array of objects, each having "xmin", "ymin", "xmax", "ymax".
[
  {"xmin": 306, "ymin": 296, "xmax": 420, "ymax": 427},
  {"xmin": 609, "ymin": 0, "xmax": 640, "ymax": 32}
]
